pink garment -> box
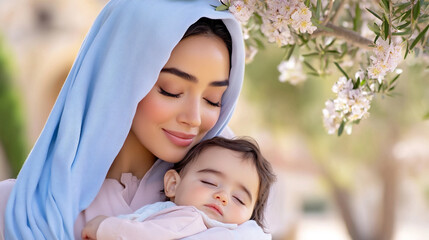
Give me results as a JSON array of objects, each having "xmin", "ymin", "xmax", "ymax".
[
  {"xmin": 1, "ymin": 159, "xmax": 271, "ymax": 240},
  {"xmin": 73, "ymin": 159, "xmax": 172, "ymax": 239},
  {"xmin": 0, "ymin": 179, "xmax": 14, "ymax": 240},
  {"xmin": 97, "ymin": 205, "xmax": 208, "ymax": 240},
  {"xmin": 0, "ymin": 160, "xmax": 171, "ymax": 240}
]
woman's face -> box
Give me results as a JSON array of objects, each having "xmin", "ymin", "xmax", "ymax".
[{"xmin": 132, "ymin": 35, "xmax": 230, "ymax": 163}]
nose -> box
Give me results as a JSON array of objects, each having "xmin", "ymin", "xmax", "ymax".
[
  {"xmin": 213, "ymin": 191, "xmax": 228, "ymax": 206},
  {"xmin": 178, "ymin": 97, "xmax": 201, "ymax": 127}
]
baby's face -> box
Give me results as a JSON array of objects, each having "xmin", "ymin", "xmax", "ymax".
[{"xmin": 173, "ymin": 146, "xmax": 259, "ymax": 224}]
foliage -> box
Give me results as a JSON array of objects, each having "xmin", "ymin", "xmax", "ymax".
[
  {"xmin": 0, "ymin": 36, "xmax": 28, "ymax": 177},
  {"xmin": 217, "ymin": 0, "xmax": 429, "ymax": 135}
]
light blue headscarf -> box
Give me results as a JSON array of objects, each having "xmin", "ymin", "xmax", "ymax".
[{"xmin": 5, "ymin": 0, "xmax": 244, "ymax": 239}]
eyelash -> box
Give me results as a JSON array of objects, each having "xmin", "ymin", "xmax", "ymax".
[
  {"xmin": 159, "ymin": 88, "xmax": 221, "ymax": 107},
  {"xmin": 201, "ymin": 180, "xmax": 217, "ymax": 187},
  {"xmin": 234, "ymin": 196, "xmax": 245, "ymax": 205},
  {"xmin": 201, "ymin": 180, "xmax": 246, "ymax": 205},
  {"xmin": 205, "ymin": 99, "xmax": 221, "ymax": 107},
  {"xmin": 159, "ymin": 88, "xmax": 181, "ymax": 98}
]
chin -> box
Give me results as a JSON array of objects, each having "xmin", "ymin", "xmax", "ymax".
[
  {"xmin": 204, "ymin": 211, "xmax": 223, "ymax": 222},
  {"xmin": 156, "ymin": 150, "xmax": 187, "ymax": 163}
]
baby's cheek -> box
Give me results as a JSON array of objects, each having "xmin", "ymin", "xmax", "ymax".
[{"xmin": 229, "ymin": 208, "xmax": 252, "ymax": 224}]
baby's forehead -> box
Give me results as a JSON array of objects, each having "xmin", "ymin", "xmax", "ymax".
[{"xmin": 183, "ymin": 146, "xmax": 258, "ymax": 175}]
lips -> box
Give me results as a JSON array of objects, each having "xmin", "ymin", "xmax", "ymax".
[
  {"xmin": 163, "ymin": 129, "xmax": 196, "ymax": 147},
  {"xmin": 204, "ymin": 204, "xmax": 223, "ymax": 216}
]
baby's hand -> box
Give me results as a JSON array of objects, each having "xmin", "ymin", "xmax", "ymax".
[{"xmin": 82, "ymin": 215, "xmax": 108, "ymax": 239}]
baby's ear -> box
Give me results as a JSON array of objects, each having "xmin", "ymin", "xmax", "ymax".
[{"xmin": 164, "ymin": 169, "xmax": 181, "ymax": 199}]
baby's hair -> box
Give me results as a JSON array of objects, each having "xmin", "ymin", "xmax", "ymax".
[{"xmin": 173, "ymin": 136, "xmax": 276, "ymax": 230}]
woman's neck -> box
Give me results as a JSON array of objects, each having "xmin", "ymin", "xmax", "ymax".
[{"xmin": 106, "ymin": 130, "xmax": 157, "ymax": 181}]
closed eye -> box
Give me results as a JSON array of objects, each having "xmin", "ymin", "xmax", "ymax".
[
  {"xmin": 201, "ymin": 180, "xmax": 217, "ymax": 187},
  {"xmin": 234, "ymin": 196, "xmax": 245, "ymax": 205},
  {"xmin": 159, "ymin": 87, "xmax": 181, "ymax": 98},
  {"xmin": 204, "ymin": 98, "xmax": 221, "ymax": 107}
]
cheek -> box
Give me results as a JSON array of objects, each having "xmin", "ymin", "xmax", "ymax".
[
  {"xmin": 201, "ymin": 108, "xmax": 221, "ymax": 132},
  {"xmin": 138, "ymin": 92, "xmax": 174, "ymax": 123},
  {"xmin": 228, "ymin": 206, "xmax": 253, "ymax": 225},
  {"xmin": 176, "ymin": 184, "xmax": 210, "ymax": 205}
]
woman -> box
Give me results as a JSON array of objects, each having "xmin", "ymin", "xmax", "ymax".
[{"xmin": 0, "ymin": 0, "xmax": 270, "ymax": 239}]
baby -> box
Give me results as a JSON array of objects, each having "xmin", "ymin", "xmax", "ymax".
[{"xmin": 82, "ymin": 137, "xmax": 276, "ymax": 239}]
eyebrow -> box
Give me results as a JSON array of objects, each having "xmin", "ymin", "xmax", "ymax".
[
  {"xmin": 161, "ymin": 68, "xmax": 229, "ymax": 87},
  {"xmin": 197, "ymin": 168, "xmax": 253, "ymax": 202}
]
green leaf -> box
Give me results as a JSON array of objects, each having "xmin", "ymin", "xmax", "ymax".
[
  {"xmin": 378, "ymin": 81, "xmax": 384, "ymax": 92},
  {"xmin": 388, "ymin": 85, "xmax": 396, "ymax": 91},
  {"xmin": 215, "ymin": 4, "xmax": 229, "ymax": 11},
  {"xmin": 338, "ymin": 121, "xmax": 345, "ymax": 136},
  {"xmin": 368, "ymin": 22, "xmax": 381, "ymax": 35},
  {"xmin": 380, "ymin": 0, "xmax": 390, "ymax": 13},
  {"xmin": 316, "ymin": 0, "xmax": 322, "ymax": 19},
  {"xmin": 353, "ymin": 77, "xmax": 361, "ymax": 89},
  {"xmin": 418, "ymin": 14, "xmax": 429, "ymax": 23},
  {"xmin": 423, "ymin": 112, "xmax": 429, "ymax": 120},
  {"xmin": 412, "ymin": 0, "xmax": 421, "ymax": 21},
  {"xmin": 303, "ymin": 61, "xmax": 319, "ymax": 74},
  {"xmin": 393, "ymin": 30, "xmax": 411, "ymax": 36},
  {"xmin": 303, "ymin": 52, "xmax": 319, "ymax": 57},
  {"xmin": 397, "ymin": 21, "xmax": 411, "ymax": 30},
  {"xmin": 383, "ymin": 15, "xmax": 389, "ymax": 40},
  {"xmin": 374, "ymin": 34, "xmax": 380, "ymax": 44},
  {"xmin": 401, "ymin": 9, "xmax": 412, "ymax": 22},
  {"xmin": 367, "ymin": 8, "xmax": 383, "ymax": 21},
  {"xmin": 326, "ymin": 50, "xmax": 341, "ymax": 55},
  {"xmin": 334, "ymin": 62, "xmax": 350, "ymax": 79},
  {"xmin": 404, "ymin": 41, "xmax": 409, "ymax": 59},
  {"xmin": 380, "ymin": 0, "xmax": 390, "ymax": 10},
  {"xmin": 354, "ymin": 3, "xmax": 362, "ymax": 32},
  {"xmin": 389, "ymin": 74, "xmax": 401, "ymax": 85},
  {"xmin": 394, "ymin": 2, "xmax": 411, "ymax": 14},
  {"xmin": 253, "ymin": 12, "xmax": 263, "ymax": 25},
  {"xmin": 339, "ymin": 43, "xmax": 348, "ymax": 58},
  {"xmin": 284, "ymin": 44, "xmax": 296, "ymax": 61},
  {"xmin": 325, "ymin": 39, "xmax": 336, "ymax": 49},
  {"xmin": 410, "ymin": 24, "xmax": 429, "ymax": 49},
  {"xmin": 305, "ymin": 0, "xmax": 311, "ymax": 7}
]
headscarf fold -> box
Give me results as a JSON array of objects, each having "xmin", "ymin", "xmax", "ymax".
[{"xmin": 5, "ymin": 0, "xmax": 244, "ymax": 238}]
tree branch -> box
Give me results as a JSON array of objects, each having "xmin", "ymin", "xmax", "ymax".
[{"xmin": 311, "ymin": 23, "xmax": 374, "ymax": 50}]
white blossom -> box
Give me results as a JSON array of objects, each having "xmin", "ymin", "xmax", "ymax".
[
  {"xmin": 277, "ymin": 57, "xmax": 306, "ymax": 85},
  {"xmin": 367, "ymin": 38, "xmax": 402, "ymax": 82},
  {"xmin": 259, "ymin": 0, "xmax": 316, "ymax": 46},
  {"xmin": 229, "ymin": 0, "xmax": 254, "ymax": 23},
  {"xmin": 323, "ymin": 73, "xmax": 374, "ymax": 134},
  {"xmin": 245, "ymin": 44, "xmax": 258, "ymax": 63},
  {"xmin": 323, "ymin": 100, "xmax": 342, "ymax": 135}
]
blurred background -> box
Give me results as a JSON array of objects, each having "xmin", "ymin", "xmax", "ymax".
[{"xmin": 0, "ymin": 1, "xmax": 428, "ymax": 239}]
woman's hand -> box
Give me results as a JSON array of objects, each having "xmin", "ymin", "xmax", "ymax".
[{"xmin": 81, "ymin": 215, "xmax": 108, "ymax": 240}]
